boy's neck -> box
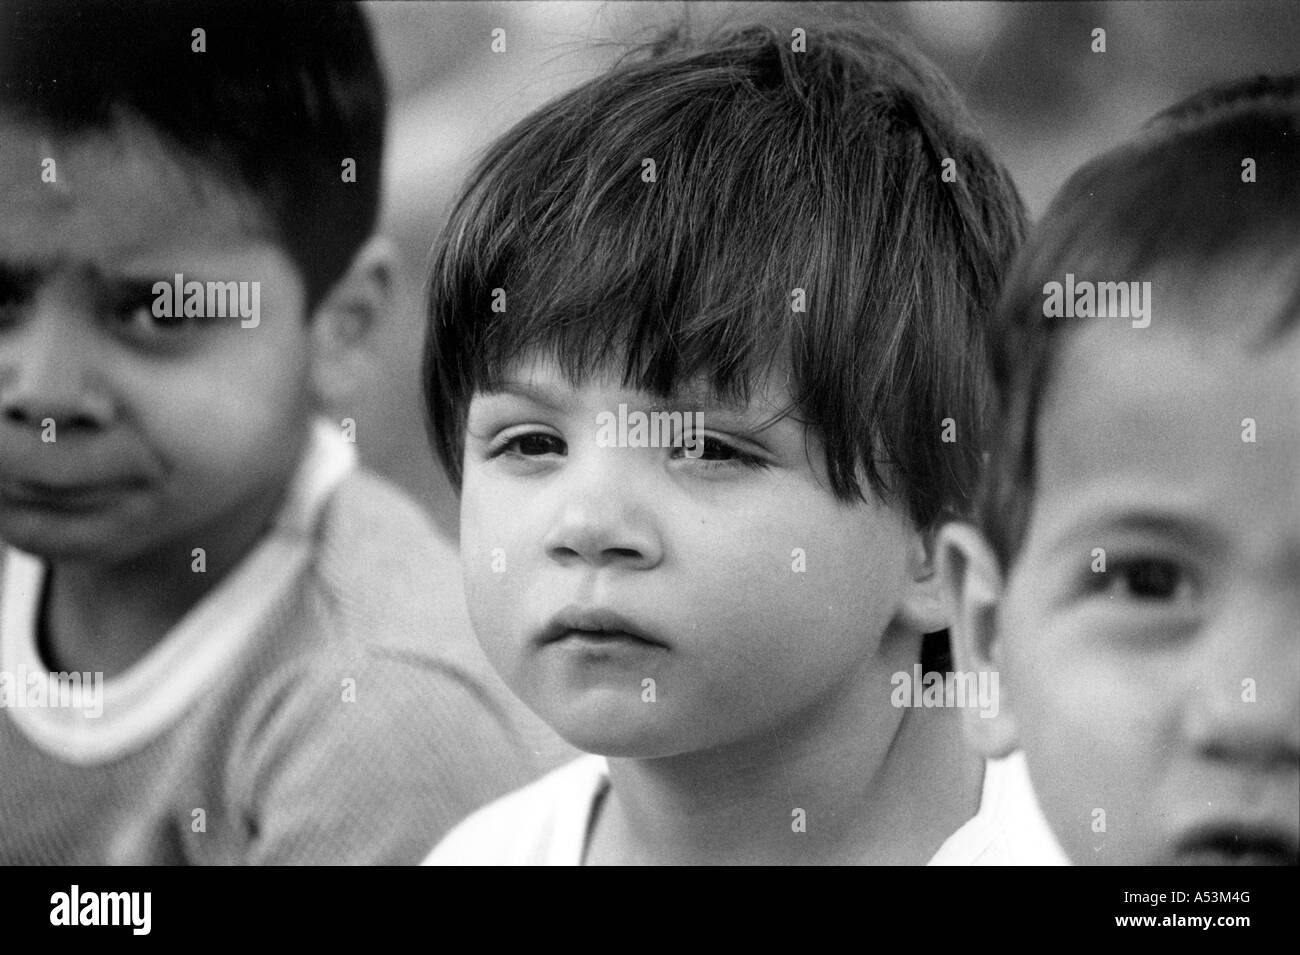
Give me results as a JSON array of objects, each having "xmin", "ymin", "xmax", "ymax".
[
  {"xmin": 38, "ymin": 452, "xmax": 305, "ymax": 679},
  {"xmin": 586, "ymin": 656, "xmax": 983, "ymax": 865}
]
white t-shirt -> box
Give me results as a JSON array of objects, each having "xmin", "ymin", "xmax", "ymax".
[
  {"xmin": 426, "ymin": 751, "xmax": 1069, "ymax": 865},
  {"xmin": 927, "ymin": 751, "xmax": 1069, "ymax": 865}
]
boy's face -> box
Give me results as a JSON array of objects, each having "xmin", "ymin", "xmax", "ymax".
[
  {"xmin": 460, "ymin": 353, "xmax": 931, "ymax": 757},
  {"xmin": 0, "ymin": 120, "xmax": 314, "ymax": 564},
  {"xmin": 998, "ymin": 303, "xmax": 1300, "ymax": 865}
]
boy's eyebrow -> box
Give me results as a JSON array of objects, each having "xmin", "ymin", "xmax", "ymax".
[
  {"xmin": 670, "ymin": 385, "xmax": 759, "ymax": 415},
  {"xmin": 480, "ymin": 379, "xmax": 763, "ymax": 416},
  {"xmin": 0, "ymin": 255, "xmax": 166, "ymax": 283},
  {"xmin": 475, "ymin": 381, "xmax": 570, "ymax": 414},
  {"xmin": 0, "ymin": 260, "xmax": 184, "ymax": 302},
  {"xmin": 100, "ymin": 275, "xmax": 170, "ymax": 307},
  {"xmin": 1051, "ymin": 507, "xmax": 1221, "ymax": 553}
]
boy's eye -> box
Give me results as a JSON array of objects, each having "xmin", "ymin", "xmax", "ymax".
[
  {"xmin": 489, "ymin": 431, "xmax": 567, "ymax": 458},
  {"xmin": 674, "ymin": 434, "xmax": 768, "ymax": 470},
  {"xmin": 102, "ymin": 276, "xmax": 218, "ymax": 339},
  {"xmin": 0, "ymin": 268, "xmax": 36, "ymax": 323},
  {"xmin": 1098, "ymin": 558, "xmax": 1195, "ymax": 603},
  {"xmin": 109, "ymin": 295, "xmax": 201, "ymax": 342},
  {"xmin": 120, "ymin": 304, "xmax": 184, "ymax": 328},
  {"xmin": 0, "ymin": 282, "xmax": 27, "ymax": 310}
]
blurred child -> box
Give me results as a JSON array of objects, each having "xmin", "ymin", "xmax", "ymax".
[
  {"xmin": 0, "ymin": 0, "xmax": 559, "ymax": 864},
  {"xmin": 421, "ymin": 23, "xmax": 1061, "ymax": 864},
  {"xmin": 940, "ymin": 74, "xmax": 1300, "ymax": 865}
]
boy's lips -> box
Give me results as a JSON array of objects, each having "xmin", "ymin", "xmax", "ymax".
[
  {"xmin": 0, "ymin": 476, "xmax": 148, "ymax": 512},
  {"xmin": 1171, "ymin": 822, "xmax": 1299, "ymax": 866},
  {"xmin": 0, "ymin": 439, "xmax": 154, "ymax": 488},
  {"xmin": 537, "ymin": 606, "xmax": 667, "ymax": 648}
]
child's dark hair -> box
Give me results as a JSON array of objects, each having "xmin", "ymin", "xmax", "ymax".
[
  {"xmin": 977, "ymin": 73, "xmax": 1300, "ymax": 569},
  {"xmin": 0, "ymin": 0, "xmax": 386, "ymax": 313},
  {"xmin": 423, "ymin": 22, "xmax": 1025, "ymax": 530}
]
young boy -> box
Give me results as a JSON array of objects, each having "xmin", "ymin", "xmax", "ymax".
[
  {"xmin": 939, "ymin": 75, "xmax": 1300, "ymax": 865},
  {"xmin": 422, "ymin": 23, "xmax": 1063, "ymax": 864},
  {"xmin": 0, "ymin": 0, "xmax": 560, "ymax": 864}
]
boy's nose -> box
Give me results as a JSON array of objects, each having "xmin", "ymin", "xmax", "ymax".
[
  {"xmin": 0, "ymin": 325, "xmax": 113, "ymax": 434},
  {"xmin": 542, "ymin": 461, "xmax": 664, "ymax": 571},
  {"xmin": 1183, "ymin": 603, "xmax": 1300, "ymax": 768}
]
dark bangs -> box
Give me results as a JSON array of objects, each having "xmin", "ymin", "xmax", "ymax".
[{"xmin": 425, "ymin": 23, "xmax": 1025, "ymax": 528}]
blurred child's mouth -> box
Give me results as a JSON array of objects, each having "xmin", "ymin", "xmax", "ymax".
[
  {"xmin": 0, "ymin": 477, "xmax": 144, "ymax": 513},
  {"xmin": 1173, "ymin": 825, "xmax": 1299, "ymax": 866}
]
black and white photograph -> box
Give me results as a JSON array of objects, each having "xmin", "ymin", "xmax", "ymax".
[{"xmin": 0, "ymin": 0, "xmax": 1296, "ymax": 923}]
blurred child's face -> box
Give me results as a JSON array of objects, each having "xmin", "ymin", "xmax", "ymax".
[
  {"xmin": 999, "ymin": 300, "xmax": 1299, "ymax": 864},
  {"xmin": 461, "ymin": 353, "xmax": 928, "ymax": 757},
  {"xmin": 0, "ymin": 120, "xmax": 314, "ymax": 564}
]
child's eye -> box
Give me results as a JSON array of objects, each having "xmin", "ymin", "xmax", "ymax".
[
  {"xmin": 1097, "ymin": 557, "xmax": 1196, "ymax": 603},
  {"xmin": 118, "ymin": 303, "xmax": 188, "ymax": 329},
  {"xmin": 488, "ymin": 431, "xmax": 567, "ymax": 459},
  {"xmin": 101, "ymin": 278, "xmax": 214, "ymax": 345},
  {"xmin": 675, "ymin": 434, "xmax": 768, "ymax": 470},
  {"xmin": 0, "ymin": 282, "xmax": 27, "ymax": 310},
  {"xmin": 107, "ymin": 289, "xmax": 202, "ymax": 344},
  {"xmin": 0, "ymin": 270, "xmax": 35, "ymax": 325},
  {"xmin": 109, "ymin": 306, "xmax": 196, "ymax": 347}
]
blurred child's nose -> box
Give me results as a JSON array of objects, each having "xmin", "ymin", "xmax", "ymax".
[
  {"xmin": 0, "ymin": 303, "xmax": 113, "ymax": 435},
  {"xmin": 1183, "ymin": 593, "xmax": 1300, "ymax": 767},
  {"xmin": 542, "ymin": 451, "xmax": 663, "ymax": 571}
]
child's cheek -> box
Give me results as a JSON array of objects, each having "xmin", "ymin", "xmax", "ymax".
[
  {"xmin": 1011, "ymin": 614, "xmax": 1170, "ymax": 862},
  {"xmin": 459, "ymin": 472, "xmax": 510, "ymax": 601}
]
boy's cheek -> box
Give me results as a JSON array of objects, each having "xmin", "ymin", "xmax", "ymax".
[
  {"xmin": 458, "ymin": 518, "xmax": 511, "ymax": 622},
  {"xmin": 1009, "ymin": 623, "xmax": 1172, "ymax": 863},
  {"xmin": 1040, "ymin": 736, "xmax": 1164, "ymax": 864},
  {"xmin": 135, "ymin": 375, "xmax": 305, "ymax": 482},
  {"xmin": 1004, "ymin": 593, "xmax": 1171, "ymax": 734},
  {"xmin": 459, "ymin": 480, "xmax": 513, "ymax": 578},
  {"xmin": 458, "ymin": 484, "xmax": 533, "ymax": 660}
]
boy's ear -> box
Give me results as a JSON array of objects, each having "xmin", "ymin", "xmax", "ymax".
[
  {"xmin": 936, "ymin": 521, "xmax": 1019, "ymax": 758},
  {"xmin": 307, "ymin": 235, "xmax": 398, "ymax": 405},
  {"xmin": 896, "ymin": 526, "xmax": 949, "ymax": 636}
]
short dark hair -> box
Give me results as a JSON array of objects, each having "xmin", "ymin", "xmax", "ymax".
[
  {"xmin": 423, "ymin": 22, "xmax": 1025, "ymax": 530},
  {"xmin": 0, "ymin": 0, "xmax": 387, "ymax": 312},
  {"xmin": 977, "ymin": 73, "xmax": 1300, "ymax": 569}
]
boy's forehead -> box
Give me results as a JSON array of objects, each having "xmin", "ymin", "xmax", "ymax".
[
  {"xmin": 1031, "ymin": 318, "xmax": 1299, "ymax": 542},
  {"xmin": 1149, "ymin": 257, "xmax": 1299, "ymax": 343},
  {"xmin": 0, "ymin": 117, "xmax": 271, "ymax": 272}
]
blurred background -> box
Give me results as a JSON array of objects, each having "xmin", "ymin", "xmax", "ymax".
[{"xmin": 352, "ymin": 0, "xmax": 1300, "ymax": 539}]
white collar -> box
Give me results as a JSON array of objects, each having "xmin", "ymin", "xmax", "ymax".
[
  {"xmin": 0, "ymin": 419, "xmax": 355, "ymax": 764},
  {"xmin": 928, "ymin": 751, "xmax": 1070, "ymax": 865}
]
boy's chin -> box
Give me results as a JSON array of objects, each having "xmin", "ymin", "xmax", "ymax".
[
  {"xmin": 540, "ymin": 694, "xmax": 696, "ymax": 759},
  {"xmin": 0, "ymin": 510, "xmax": 139, "ymax": 564}
]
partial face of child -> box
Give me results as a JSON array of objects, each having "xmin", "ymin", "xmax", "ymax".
[
  {"xmin": 960, "ymin": 281, "xmax": 1299, "ymax": 865},
  {"xmin": 460, "ymin": 352, "xmax": 938, "ymax": 759},
  {"xmin": 0, "ymin": 118, "xmax": 315, "ymax": 567}
]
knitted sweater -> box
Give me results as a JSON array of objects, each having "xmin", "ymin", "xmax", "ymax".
[{"xmin": 0, "ymin": 426, "xmax": 563, "ymax": 864}]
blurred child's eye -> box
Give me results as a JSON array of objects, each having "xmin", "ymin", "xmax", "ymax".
[
  {"xmin": 106, "ymin": 283, "xmax": 202, "ymax": 344},
  {"xmin": 488, "ymin": 431, "xmax": 567, "ymax": 459},
  {"xmin": 0, "ymin": 267, "xmax": 36, "ymax": 324},
  {"xmin": 1097, "ymin": 558, "xmax": 1196, "ymax": 603},
  {"xmin": 0, "ymin": 281, "xmax": 26, "ymax": 310},
  {"xmin": 112, "ymin": 302, "xmax": 193, "ymax": 339}
]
